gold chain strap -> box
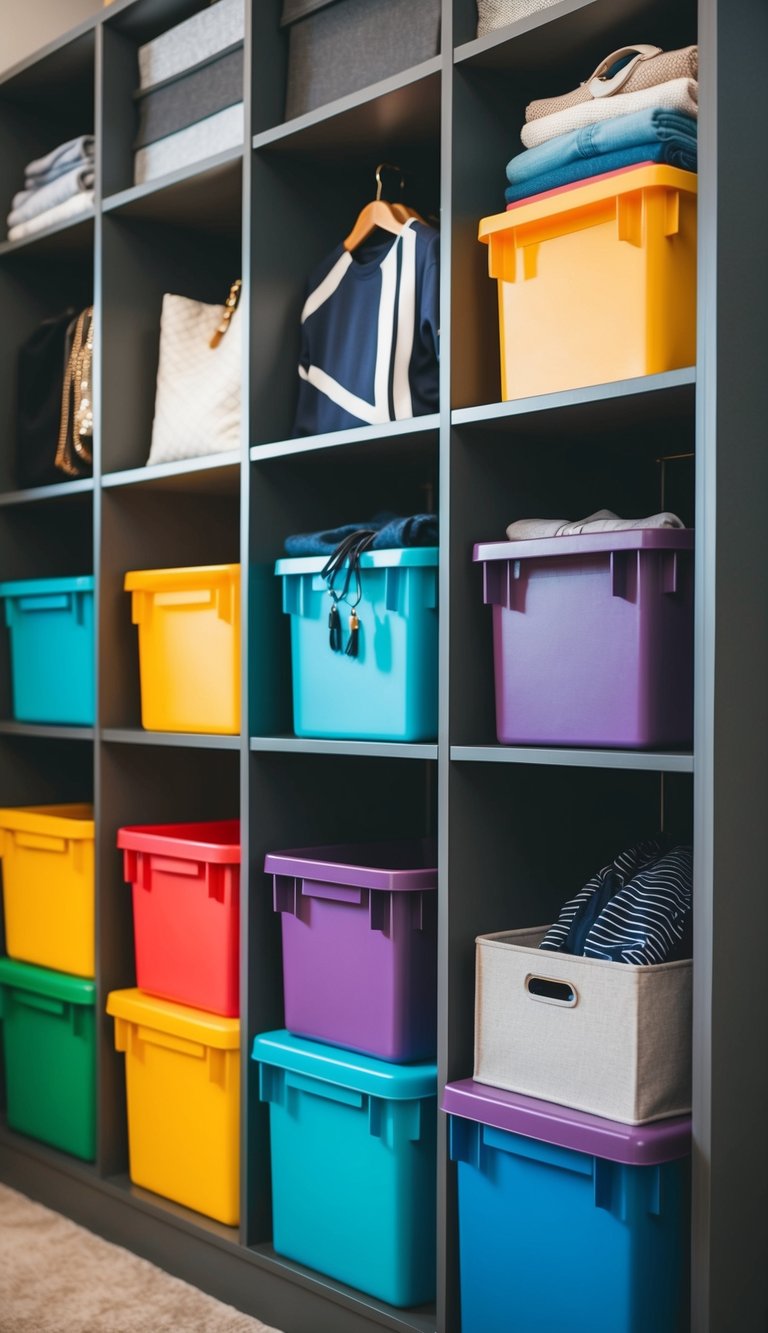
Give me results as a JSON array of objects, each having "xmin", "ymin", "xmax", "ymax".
[
  {"xmin": 209, "ymin": 279, "xmax": 242, "ymax": 349},
  {"xmin": 55, "ymin": 307, "xmax": 93, "ymax": 476}
]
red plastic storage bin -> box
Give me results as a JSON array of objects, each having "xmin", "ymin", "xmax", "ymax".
[{"xmin": 118, "ymin": 820, "xmax": 241, "ymax": 1016}]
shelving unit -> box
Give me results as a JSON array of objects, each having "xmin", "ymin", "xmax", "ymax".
[{"xmin": 0, "ymin": 0, "xmax": 765, "ymax": 1331}]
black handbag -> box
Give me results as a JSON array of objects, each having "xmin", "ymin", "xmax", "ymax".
[{"xmin": 16, "ymin": 307, "xmax": 93, "ymax": 488}]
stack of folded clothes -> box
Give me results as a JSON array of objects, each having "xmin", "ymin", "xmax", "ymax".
[
  {"xmin": 504, "ymin": 43, "xmax": 698, "ymax": 205},
  {"xmin": 133, "ymin": 0, "xmax": 244, "ymax": 186},
  {"xmin": 6, "ymin": 136, "xmax": 94, "ymax": 242}
]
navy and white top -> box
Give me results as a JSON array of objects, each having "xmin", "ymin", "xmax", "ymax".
[{"xmin": 293, "ymin": 218, "xmax": 440, "ymax": 437}]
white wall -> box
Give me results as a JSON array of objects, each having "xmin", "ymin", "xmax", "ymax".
[{"xmin": 0, "ymin": 0, "xmax": 102, "ymax": 73}]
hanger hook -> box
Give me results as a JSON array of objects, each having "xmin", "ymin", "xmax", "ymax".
[{"xmin": 375, "ymin": 162, "xmax": 405, "ymax": 202}]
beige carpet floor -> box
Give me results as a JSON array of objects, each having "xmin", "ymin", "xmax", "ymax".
[{"xmin": 0, "ymin": 1183, "xmax": 282, "ymax": 1332}]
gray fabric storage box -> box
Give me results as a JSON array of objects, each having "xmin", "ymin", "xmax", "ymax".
[
  {"xmin": 282, "ymin": 0, "xmax": 441, "ymax": 121},
  {"xmin": 475, "ymin": 0, "xmax": 563, "ymax": 37},
  {"xmin": 474, "ymin": 926, "xmax": 692, "ymax": 1125},
  {"xmin": 134, "ymin": 45, "xmax": 243, "ymax": 149},
  {"xmin": 138, "ymin": 0, "xmax": 244, "ymax": 90},
  {"xmin": 134, "ymin": 103, "xmax": 244, "ymax": 186}
]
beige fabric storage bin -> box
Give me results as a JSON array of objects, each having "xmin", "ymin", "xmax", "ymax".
[{"xmin": 474, "ymin": 926, "xmax": 691, "ymax": 1124}]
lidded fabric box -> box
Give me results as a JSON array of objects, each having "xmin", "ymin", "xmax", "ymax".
[
  {"xmin": 476, "ymin": 0, "xmax": 562, "ymax": 36},
  {"xmin": 137, "ymin": 0, "xmax": 244, "ymax": 90},
  {"xmin": 473, "ymin": 926, "xmax": 692, "ymax": 1124},
  {"xmin": 474, "ymin": 530, "xmax": 694, "ymax": 748},
  {"xmin": 118, "ymin": 819, "xmax": 241, "ymax": 1016},
  {"xmin": 254, "ymin": 1029, "xmax": 437, "ymax": 1307},
  {"xmin": 281, "ymin": 0, "xmax": 441, "ymax": 121},
  {"xmin": 133, "ymin": 0, "xmax": 244, "ymax": 185},
  {"xmin": 444, "ymin": 1078, "xmax": 691, "ymax": 1333},
  {"xmin": 134, "ymin": 47, "xmax": 243, "ymax": 150},
  {"xmin": 267, "ymin": 839, "xmax": 437, "ymax": 1060},
  {"xmin": 134, "ymin": 104, "xmax": 243, "ymax": 186},
  {"xmin": 0, "ymin": 958, "xmax": 96, "ymax": 1160}
]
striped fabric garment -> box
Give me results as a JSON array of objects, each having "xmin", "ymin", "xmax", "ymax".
[
  {"xmin": 293, "ymin": 218, "xmax": 439, "ymax": 436},
  {"xmin": 540, "ymin": 838, "xmax": 693, "ymax": 965}
]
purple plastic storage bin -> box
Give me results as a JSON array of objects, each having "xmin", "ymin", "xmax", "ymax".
[
  {"xmin": 266, "ymin": 840, "xmax": 437, "ymax": 1062},
  {"xmin": 473, "ymin": 530, "xmax": 694, "ymax": 748}
]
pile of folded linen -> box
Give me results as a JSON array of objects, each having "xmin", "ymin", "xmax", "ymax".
[
  {"xmin": 134, "ymin": 0, "xmax": 244, "ymax": 186},
  {"xmin": 6, "ymin": 136, "xmax": 94, "ymax": 242},
  {"xmin": 504, "ymin": 43, "xmax": 698, "ymax": 205}
]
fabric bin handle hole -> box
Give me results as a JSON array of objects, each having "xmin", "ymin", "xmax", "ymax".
[{"xmin": 526, "ymin": 975, "xmax": 578, "ymax": 1006}]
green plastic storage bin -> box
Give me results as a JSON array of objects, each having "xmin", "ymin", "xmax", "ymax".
[{"xmin": 0, "ymin": 957, "xmax": 96, "ymax": 1160}]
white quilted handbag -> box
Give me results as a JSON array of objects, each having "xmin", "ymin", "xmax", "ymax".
[{"xmin": 147, "ymin": 281, "xmax": 242, "ymax": 465}]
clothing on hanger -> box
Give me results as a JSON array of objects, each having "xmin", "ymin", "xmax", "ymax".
[
  {"xmin": 293, "ymin": 218, "xmax": 440, "ymax": 436},
  {"xmin": 504, "ymin": 509, "xmax": 685, "ymax": 541}
]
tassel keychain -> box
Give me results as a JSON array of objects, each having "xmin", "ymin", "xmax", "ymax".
[
  {"xmin": 345, "ymin": 608, "xmax": 360, "ymax": 657},
  {"xmin": 328, "ymin": 599, "xmax": 342, "ymax": 652}
]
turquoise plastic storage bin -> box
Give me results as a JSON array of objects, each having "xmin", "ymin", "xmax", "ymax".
[
  {"xmin": 444, "ymin": 1079, "xmax": 691, "ymax": 1333},
  {"xmin": 0, "ymin": 957, "xmax": 96, "ymax": 1160},
  {"xmin": 0, "ymin": 576, "xmax": 94, "ymax": 725},
  {"xmin": 274, "ymin": 548, "xmax": 438, "ymax": 741},
  {"xmin": 253, "ymin": 1029, "xmax": 437, "ymax": 1307}
]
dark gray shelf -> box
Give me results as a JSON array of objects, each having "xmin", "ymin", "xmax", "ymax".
[
  {"xmin": 0, "ymin": 721, "xmax": 95, "ymax": 741},
  {"xmin": 0, "ymin": 211, "xmax": 94, "ymax": 259},
  {"xmin": 102, "ymin": 148, "xmax": 243, "ymax": 236},
  {"xmin": 249, "ymin": 1244, "xmax": 437, "ymax": 1333},
  {"xmin": 252, "ymin": 58, "xmax": 442, "ymax": 159},
  {"xmin": 452, "ymin": 368, "xmax": 696, "ymax": 435},
  {"xmin": 0, "ymin": 477, "xmax": 94, "ymax": 507},
  {"xmin": 250, "ymin": 416, "xmax": 440, "ymax": 462},
  {"xmin": 450, "ymin": 745, "xmax": 694, "ymax": 773},
  {"xmin": 102, "ymin": 453, "xmax": 241, "ymax": 494},
  {"xmin": 250, "ymin": 737, "xmax": 438, "ymax": 761},
  {"xmin": 102, "ymin": 729, "xmax": 241, "ymax": 750}
]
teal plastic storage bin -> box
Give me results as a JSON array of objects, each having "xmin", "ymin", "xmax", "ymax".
[
  {"xmin": 0, "ymin": 576, "xmax": 95, "ymax": 725},
  {"xmin": 0, "ymin": 957, "xmax": 96, "ymax": 1160},
  {"xmin": 444, "ymin": 1079, "xmax": 691, "ymax": 1333},
  {"xmin": 274, "ymin": 548, "xmax": 438, "ymax": 740},
  {"xmin": 253, "ymin": 1029, "xmax": 437, "ymax": 1307}
]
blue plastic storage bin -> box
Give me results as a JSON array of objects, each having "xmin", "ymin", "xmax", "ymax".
[
  {"xmin": 0, "ymin": 576, "xmax": 94, "ymax": 725},
  {"xmin": 253, "ymin": 1029, "xmax": 437, "ymax": 1307},
  {"xmin": 444, "ymin": 1079, "xmax": 691, "ymax": 1333},
  {"xmin": 274, "ymin": 548, "xmax": 438, "ymax": 741}
]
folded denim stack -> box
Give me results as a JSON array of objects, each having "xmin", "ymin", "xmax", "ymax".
[
  {"xmin": 133, "ymin": 0, "xmax": 244, "ymax": 186},
  {"xmin": 504, "ymin": 43, "xmax": 698, "ymax": 205},
  {"xmin": 6, "ymin": 137, "xmax": 94, "ymax": 242}
]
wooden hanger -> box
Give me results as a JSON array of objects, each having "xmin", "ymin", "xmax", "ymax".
[{"xmin": 343, "ymin": 164, "xmax": 423, "ymax": 252}]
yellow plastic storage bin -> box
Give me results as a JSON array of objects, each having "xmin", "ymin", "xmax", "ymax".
[
  {"xmin": 0, "ymin": 804, "xmax": 95, "ymax": 977},
  {"xmin": 479, "ymin": 165, "xmax": 697, "ymax": 400},
  {"xmin": 125, "ymin": 564, "xmax": 240, "ymax": 734},
  {"xmin": 107, "ymin": 988, "xmax": 240, "ymax": 1225}
]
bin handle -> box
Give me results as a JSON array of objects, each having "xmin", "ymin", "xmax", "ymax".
[
  {"xmin": 12, "ymin": 991, "xmax": 66, "ymax": 1017},
  {"xmin": 285, "ymin": 1070, "xmax": 364, "ymax": 1109},
  {"xmin": 13, "ymin": 832, "xmax": 68, "ymax": 854},
  {"xmin": 525, "ymin": 974, "xmax": 578, "ymax": 1007},
  {"xmin": 17, "ymin": 594, "xmax": 72, "ymax": 613},
  {"xmin": 135, "ymin": 1024, "xmax": 206, "ymax": 1060}
]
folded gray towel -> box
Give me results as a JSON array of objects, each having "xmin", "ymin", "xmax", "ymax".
[
  {"xmin": 505, "ymin": 509, "xmax": 686, "ymax": 540},
  {"xmin": 24, "ymin": 135, "xmax": 94, "ymax": 187},
  {"xmin": 8, "ymin": 165, "xmax": 94, "ymax": 228}
]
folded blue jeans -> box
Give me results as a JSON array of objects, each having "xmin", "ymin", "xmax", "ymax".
[
  {"xmin": 504, "ymin": 139, "xmax": 697, "ymax": 204},
  {"xmin": 505, "ymin": 107, "xmax": 697, "ymax": 185}
]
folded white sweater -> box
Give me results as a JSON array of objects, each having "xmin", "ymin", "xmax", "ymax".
[
  {"xmin": 521, "ymin": 78, "xmax": 699, "ymax": 149},
  {"xmin": 506, "ymin": 510, "xmax": 685, "ymax": 540},
  {"xmin": 7, "ymin": 190, "xmax": 93, "ymax": 243}
]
